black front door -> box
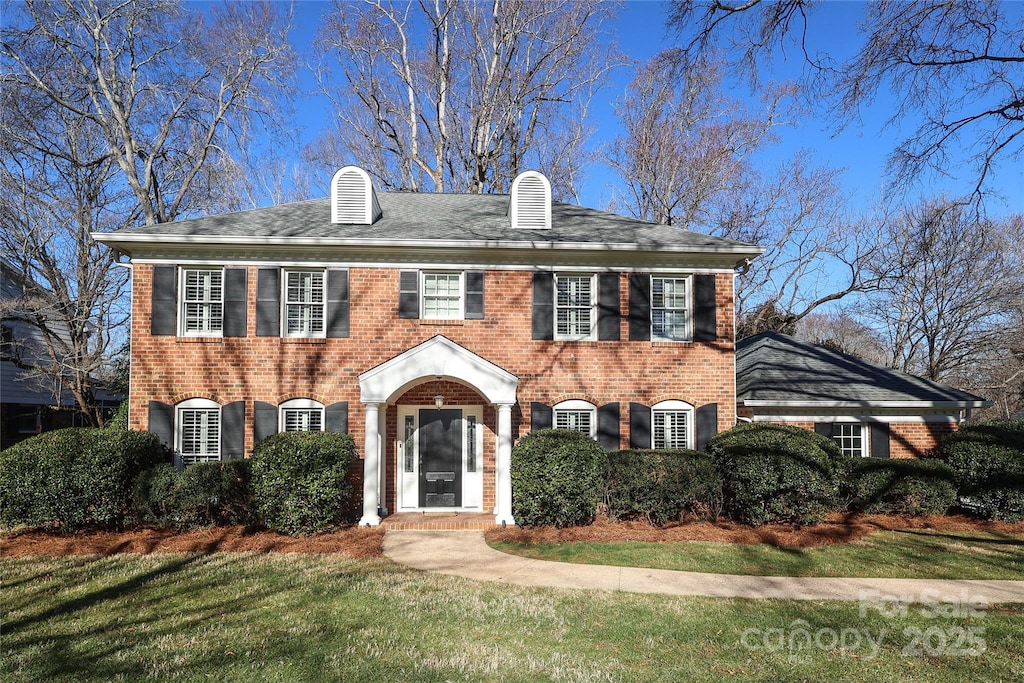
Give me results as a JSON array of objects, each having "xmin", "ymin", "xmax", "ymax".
[{"xmin": 418, "ymin": 408, "xmax": 462, "ymax": 507}]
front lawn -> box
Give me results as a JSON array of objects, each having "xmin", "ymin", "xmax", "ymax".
[
  {"xmin": 3, "ymin": 552, "xmax": 1023, "ymax": 682},
  {"xmin": 488, "ymin": 529, "xmax": 1024, "ymax": 580}
]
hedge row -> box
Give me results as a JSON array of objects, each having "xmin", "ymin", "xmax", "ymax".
[
  {"xmin": 133, "ymin": 461, "xmax": 255, "ymax": 530},
  {"xmin": 603, "ymin": 449, "xmax": 723, "ymax": 525},
  {"xmin": 935, "ymin": 420, "xmax": 1024, "ymax": 522}
]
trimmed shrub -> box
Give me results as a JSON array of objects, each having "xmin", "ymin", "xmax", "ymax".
[
  {"xmin": 707, "ymin": 423, "xmax": 847, "ymax": 527},
  {"xmin": 133, "ymin": 460, "xmax": 254, "ymax": 530},
  {"xmin": 250, "ymin": 431, "xmax": 356, "ymax": 535},
  {"xmin": 936, "ymin": 420, "xmax": 1024, "ymax": 522},
  {"xmin": 511, "ymin": 429, "xmax": 607, "ymax": 527},
  {"xmin": 604, "ymin": 449, "xmax": 723, "ymax": 525},
  {"xmin": 846, "ymin": 458, "xmax": 957, "ymax": 516},
  {"xmin": 0, "ymin": 428, "xmax": 165, "ymax": 531}
]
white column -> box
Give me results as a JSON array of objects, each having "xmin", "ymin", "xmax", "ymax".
[
  {"xmin": 360, "ymin": 402, "xmax": 382, "ymax": 526},
  {"xmin": 494, "ymin": 402, "xmax": 515, "ymax": 526}
]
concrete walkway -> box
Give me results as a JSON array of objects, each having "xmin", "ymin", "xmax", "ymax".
[{"xmin": 383, "ymin": 529, "xmax": 1024, "ymax": 603}]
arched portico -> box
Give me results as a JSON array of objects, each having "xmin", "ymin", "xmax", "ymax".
[{"xmin": 357, "ymin": 335, "xmax": 518, "ymax": 526}]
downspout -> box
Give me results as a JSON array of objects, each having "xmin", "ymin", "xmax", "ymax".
[{"xmin": 733, "ymin": 258, "xmax": 753, "ymax": 428}]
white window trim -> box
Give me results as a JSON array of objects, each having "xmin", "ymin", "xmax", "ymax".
[
  {"xmin": 651, "ymin": 399, "xmax": 695, "ymax": 450},
  {"xmin": 175, "ymin": 398, "xmax": 221, "ymax": 464},
  {"xmin": 179, "ymin": 267, "xmax": 224, "ymax": 338},
  {"xmin": 554, "ymin": 273, "xmax": 597, "ymax": 341},
  {"xmin": 832, "ymin": 422, "xmax": 869, "ymax": 458},
  {"xmin": 651, "ymin": 275, "xmax": 693, "ymax": 342},
  {"xmin": 279, "ymin": 398, "xmax": 325, "ymax": 432},
  {"xmin": 420, "ymin": 271, "xmax": 464, "ymax": 320},
  {"xmin": 553, "ymin": 399, "xmax": 597, "ymax": 438},
  {"xmin": 281, "ymin": 268, "xmax": 327, "ymax": 338}
]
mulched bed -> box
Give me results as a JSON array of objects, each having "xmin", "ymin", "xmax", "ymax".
[{"xmin": 4, "ymin": 514, "xmax": 1022, "ymax": 558}]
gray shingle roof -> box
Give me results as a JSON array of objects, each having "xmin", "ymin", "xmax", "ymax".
[
  {"xmin": 105, "ymin": 193, "xmax": 759, "ymax": 253},
  {"xmin": 736, "ymin": 332, "xmax": 988, "ymax": 407}
]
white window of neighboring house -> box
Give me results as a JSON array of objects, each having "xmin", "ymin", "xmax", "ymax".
[
  {"xmin": 652, "ymin": 400, "xmax": 695, "ymax": 449},
  {"xmin": 176, "ymin": 398, "xmax": 221, "ymax": 464},
  {"xmin": 555, "ymin": 274, "xmax": 596, "ymax": 340},
  {"xmin": 283, "ymin": 269, "xmax": 326, "ymax": 337},
  {"xmin": 553, "ymin": 399, "xmax": 597, "ymax": 438},
  {"xmin": 280, "ymin": 398, "xmax": 325, "ymax": 432},
  {"xmin": 421, "ymin": 272, "xmax": 463, "ymax": 320},
  {"xmin": 832, "ymin": 423, "xmax": 868, "ymax": 458},
  {"xmin": 180, "ymin": 268, "xmax": 224, "ymax": 336},
  {"xmin": 651, "ymin": 276, "xmax": 691, "ymax": 341}
]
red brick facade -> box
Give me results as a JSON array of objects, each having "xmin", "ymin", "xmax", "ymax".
[{"xmin": 129, "ymin": 265, "xmax": 737, "ymax": 514}]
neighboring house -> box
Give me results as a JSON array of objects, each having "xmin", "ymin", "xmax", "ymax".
[
  {"xmin": 94, "ymin": 167, "xmax": 763, "ymax": 525},
  {"xmin": 0, "ymin": 260, "xmax": 119, "ymax": 450},
  {"xmin": 736, "ymin": 332, "xmax": 991, "ymax": 459}
]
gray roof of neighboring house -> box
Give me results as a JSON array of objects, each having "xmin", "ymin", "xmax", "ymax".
[
  {"xmin": 736, "ymin": 331, "xmax": 989, "ymax": 408},
  {"xmin": 98, "ymin": 193, "xmax": 761, "ymax": 254}
]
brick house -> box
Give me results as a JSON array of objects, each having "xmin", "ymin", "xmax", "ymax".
[
  {"xmin": 95, "ymin": 167, "xmax": 763, "ymax": 525},
  {"xmin": 736, "ymin": 332, "xmax": 991, "ymax": 459}
]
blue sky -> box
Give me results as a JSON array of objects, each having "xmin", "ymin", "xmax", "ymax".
[{"xmin": 282, "ymin": 0, "xmax": 1022, "ymax": 216}]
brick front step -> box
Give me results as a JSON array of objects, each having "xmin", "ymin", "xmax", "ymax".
[{"xmin": 382, "ymin": 512, "xmax": 501, "ymax": 530}]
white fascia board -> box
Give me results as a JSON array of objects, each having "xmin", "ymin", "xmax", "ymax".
[{"xmin": 742, "ymin": 399, "xmax": 992, "ymax": 409}]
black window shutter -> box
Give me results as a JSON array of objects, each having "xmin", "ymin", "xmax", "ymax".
[
  {"xmin": 327, "ymin": 269, "xmax": 350, "ymax": 338},
  {"xmin": 221, "ymin": 401, "xmax": 245, "ymax": 460},
  {"xmin": 629, "ymin": 403, "xmax": 652, "ymax": 449},
  {"xmin": 325, "ymin": 402, "xmax": 349, "ymax": 433},
  {"xmin": 151, "ymin": 266, "xmax": 178, "ymax": 336},
  {"xmin": 399, "ymin": 270, "xmax": 419, "ymax": 319},
  {"xmin": 256, "ymin": 268, "xmax": 280, "ymax": 336},
  {"xmin": 693, "ymin": 274, "xmax": 718, "ymax": 342},
  {"xmin": 598, "ymin": 273, "xmax": 621, "ymax": 341},
  {"xmin": 148, "ymin": 401, "xmax": 173, "ymax": 450},
  {"xmin": 531, "ymin": 272, "xmax": 554, "ymax": 340},
  {"xmin": 253, "ymin": 401, "xmax": 278, "ymax": 443},
  {"xmin": 465, "ymin": 270, "xmax": 485, "ymax": 319},
  {"xmin": 223, "ymin": 267, "xmax": 248, "ymax": 337},
  {"xmin": 598, "ymin": 402, "xmax": 620, "ymax": 451},
  {"xmin": 870, "ymin": 423, "xmax": 890, "ymax": 459},
  {"xmin": 531, "ymin": 402, "xmax": 552, "ymax": 431},
  {"xmin": 814, "ymin": 422, "xmax": 833, "ymax": 437},
  {"xmin": 695, "ymin": 402, "xmax": 718, "ymax": 451},
  {"xmin": 628, "ymin": 273, "xmax": 651, "ymax": 341}
]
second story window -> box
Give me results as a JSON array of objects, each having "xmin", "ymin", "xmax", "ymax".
[
  {"xmin": 652, "ymin": 276, "xmax": 691, "ymax": 341},
  {"xmin": 555, "ymin": 274, "xmax": 595, "ymax": 340},
  {"xmin": 181, "ymin": 268, "xmax": 223, "ymax": 336},
  {"xmin": 422, "ymin": 272, "xmax": 463, "ymax": 319},
  {"xmin": 284, "ymin": 270, "xmax": 326, "ymax": 337}
]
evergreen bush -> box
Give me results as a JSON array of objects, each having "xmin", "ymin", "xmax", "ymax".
[
  {"xmin": 511, "ymin": 429, "xmax": 607, "ymax": 527},
  {"xmin": 936, "ymin": 420, "xmax": 1024, "ymax": 521},
  {"xmin": 846, "ymin": 458, "xmax": 957, "ymax": 516},
  {"xmin": 603, "ymin": 449, "xmax": 723, "ymax": 524}
]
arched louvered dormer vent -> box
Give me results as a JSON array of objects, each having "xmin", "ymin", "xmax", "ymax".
[
  {"xmin": 331, "ymin": 166, "xmax": 382, "ymax": 225},
  {"xmin": 510, "ymin": 170, "xmax": 551, "ymax": 230}
]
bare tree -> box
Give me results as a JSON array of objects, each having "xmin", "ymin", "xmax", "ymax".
[
  {"xmin": 310, "ymin": 0, "xmax": 620, "ymax": 198},
  {"xmin": 1, "ymin": 0, "xmax": 296, "ymax": 424},
  {"xmin": 864, "ymin": 200, "xmax": 1022, "ymax": 385},
  {"xmin": 794, "ymin": 311, "xmax": 888, "ymax": 366},
  {"xmin": 668, "ymin": 0, "xmax": 1024, "ymax": 207},
  {"xmin": 606, "ymin": 49, "xmax": 793, "ymax": 226}
]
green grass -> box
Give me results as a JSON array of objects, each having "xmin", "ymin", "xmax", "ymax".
[
  {"xmin": 489, "ymin": 529, "xmax": 1024, "ymax": 580},
  {"xmin": 3, "ymin": 552, "xmax": 1023, "ymax": 682}
]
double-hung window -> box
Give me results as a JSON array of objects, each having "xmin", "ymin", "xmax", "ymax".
[
  {"xmin": 555, "ymin": 274, "xmax": 596, "ymax": 340},
  {"xmin": 832, "ymin": 423, "xmax": 867, "ymax": 458},
  {"xmin": 553, "ymin": 399, "xmax": 597, "ymax": 438},
  {"xmin": 284, "ymin": 270, "xmax": 326, "ymax": 337},
  {"xmin": 176, "ymin": 398, "xmax": 221, "ymax": 464},
  {"xmin": 280, "ymin": 398, "xmax": 324, "ymax": 432},
  {"xmin": 652, "ymin": 276, "xmax": 691, "ymax": 341},
  {"xmin": 181, "ymin": 268, "xmax": 224, "ymax": 336},
  {"xmin": 422, "ymin": 272, "xmax": 463, "ymax": 319},
  {"xmin": 651, "ymin": 400, "xmax": 694, "ymax": 449}
]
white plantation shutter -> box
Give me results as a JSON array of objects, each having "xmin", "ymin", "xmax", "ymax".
[{"xmin": 179, "ymin": 408, "xmax": 220, "ymax": 463}]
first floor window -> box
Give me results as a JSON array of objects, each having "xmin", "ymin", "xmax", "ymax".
[
  {"xmin": 555, "ymin": 274, "xmax": 595, "ymax": 340},
  {"xmin": 181, "ymin": 268, "xmax": 224, "ymax": 336},
  {"xmin": 832, "ymin": 423, "xmax": 866, "ymax": 457},
  {"xmin": 177, "ymin": 399, "xmax": 221, "ymax": 464},
  {"xmin": 553, "ymin": 399, "xmax": 597, "ymax": 438},
  {"xmin": 652, "ymin": 400, "xmax": 694, "ymax": 449},
  {"xmin": 422, "ymin": 272, "xmax": 463, "ymax": 319},
  {"xmin": 652, "ymin": 276, "xmax": 691, "ymax": 341},
  {"xmin": 280, "ymin": 398, "xmax": 324, "ymax": 432},
  {"xmin": 284, "ymin": 270, "xmax": 326, "ymax": 337}
]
